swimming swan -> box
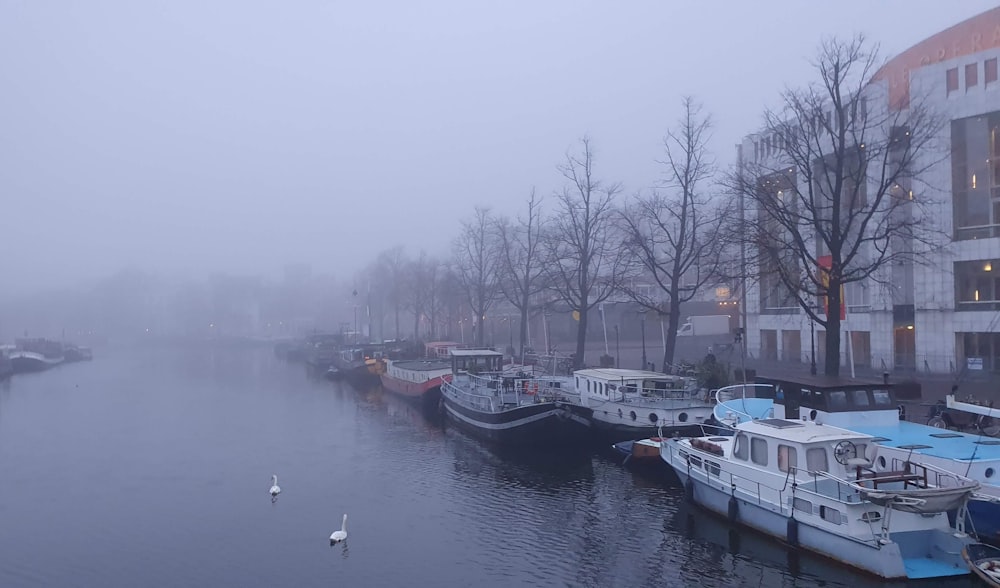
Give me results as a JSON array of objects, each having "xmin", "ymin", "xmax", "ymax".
[
  {"xmin": 269, "ymin": 475, "xmax": 281, "ymax": 498},
  {"xmin": 330, "ymin": 514, "xmax": 348, "ymax": 543}
]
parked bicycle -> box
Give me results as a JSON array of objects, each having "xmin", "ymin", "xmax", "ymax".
[{"xmin": 926, "ymin": 397, "xmax": 1000, "ymax": 437}]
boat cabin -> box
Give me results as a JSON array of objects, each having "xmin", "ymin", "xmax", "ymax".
[
  {"xmin": 573, "ymin": 368, "xmax": 695, "ymax": 406},
  {"xmin": 449, "ymin": 348, "xmax": 504, "ymax": 374},
  {"xmin": 425, "ymin": 341, "xmax": 461, "ymax": 359},
  {"xmin": 753, "ymin": 375, "xmax": 901, "ymax": 428}
]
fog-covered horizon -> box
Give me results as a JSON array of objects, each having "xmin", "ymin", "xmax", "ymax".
[{"xmin": 4, "ymin": 1, "xmax": 996, "ymax": 298}]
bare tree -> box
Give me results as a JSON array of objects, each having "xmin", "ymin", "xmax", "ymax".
[
  {"xmin": 621, "ymin": 97, "xmax": 725, "ymax": 369},
  {"xmin": 374, "ymin": 246, "xmax": 408, "ymax": 341},
  {"xmin": 403, "ymin": 251, "xmax": 440, "ymax": 341},
  {"xmin": 543, "ymin": 137, "xmax": 626, "ymax": 368},
  {"xmin": 495, "ymin": 189, "xmax": 546, "ymax": 359},
  {"xmin": 734, "ymin": 35, "xmax": 942, "ymax": 376},
  {"xmin": 453, "ymin": 207, "xmax": 501, "ymax": 346}
]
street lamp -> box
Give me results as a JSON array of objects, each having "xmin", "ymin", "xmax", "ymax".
[
  {"xmin": 615, "ymin": 324, "xmax": 620, "ymax": 368},
  {"xmin": 810, "ymin": 318, "xmax": 817, "ymax": 375},
  {"xmin": 352, "ymin": 289, "xmax": 359, "ymax": 345},
  {"xmin": 639, "ymin": 310, "xmax": 647, "ymax": 370}
]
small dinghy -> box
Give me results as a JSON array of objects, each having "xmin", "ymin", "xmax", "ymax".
[{"xmin": 964, "ymin": 543, "xmax": 1000, "ymax": 586}]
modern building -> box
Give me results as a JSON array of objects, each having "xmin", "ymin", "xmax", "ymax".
[{"xmin": 740, "ymin": 6, "xmax": 1000, "ymax": 375}]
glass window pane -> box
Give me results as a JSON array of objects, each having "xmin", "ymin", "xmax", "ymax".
[
  {"xmin": 751, "ymin": 437, "xmax": 768, "ymax": 466},
  {"xmin": 806, "ymin": 447, "xmax": 829, "ymax": 472}
]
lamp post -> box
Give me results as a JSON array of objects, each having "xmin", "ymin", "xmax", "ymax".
[
  {"xmin": 810, "ymin": 318, "xmax": 817, "ymax": 375},
  {"xmin": 639, "ymin": 310, "xmax": 647, "ymax": 370},
  {"xmin": 352, "ymin": 289, "xmax": 358, "ymax": 344},
  {"xmin": 508, "ymin": 314, "xmax": 513, "ymax": 351},
  {"xmin": 615, "ymin": 324, "xmax": 620, "ymax": 368}
]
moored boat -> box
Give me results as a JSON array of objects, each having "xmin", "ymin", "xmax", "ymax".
[
  {"xmin": 561, "ymin": 368, "xmax": 714, "ymax": 442},
  {"xmin": 440, "ymin": 348, "xmax": 581, "ymax": 445},
  {"xmin": 380, "ymin": 358, "xmax": 452, "ymax": 408},
  {"xmin": 662, "ymin": 416, "xmax": 978, "ymax": 579},
  {"xmin": 713, "ymin": 376, "xmax": 1000, "ymax": 544},
  {"xmin": 964, "ymin": 542, "xmax": 1000, "ymax": 585},
  {"xmin": 0, "ymin": 346, "xmax": 11, "ymax": 379},
  {"xmin": 10, "ymin": 338, "xmax": 65, "ymax": 373}
]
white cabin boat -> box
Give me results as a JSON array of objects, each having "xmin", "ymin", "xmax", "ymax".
[
  {"xmin": 564, "ymin": 368, "xmax": 713, "ymax": 440},
  {"xmin": 661, "ymin": 416, "xmax": 978, "ymax": 579}
]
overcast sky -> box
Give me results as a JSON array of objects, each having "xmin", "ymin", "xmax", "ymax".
[{"xmin": 2, "ymin": 1, "xmax": 996, "ymax": 294}]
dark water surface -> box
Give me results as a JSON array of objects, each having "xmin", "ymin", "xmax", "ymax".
[{"xmin": 0, "ymin": 347, "xmax": 973, "ymax": 587}]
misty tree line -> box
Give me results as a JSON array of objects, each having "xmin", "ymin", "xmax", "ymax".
[{"xmin": 360, "ymin": 34, "xmax": 941, "ymax": 377}]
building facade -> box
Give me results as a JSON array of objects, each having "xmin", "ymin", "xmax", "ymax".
[{"xmin": 740, "ymin": 7, "xmax": 1000, "ymax": 375}]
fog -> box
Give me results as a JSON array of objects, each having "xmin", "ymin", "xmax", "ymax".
[{"xmin": 2, "ymin": 1, "xmax": 994, "ymax": 339}]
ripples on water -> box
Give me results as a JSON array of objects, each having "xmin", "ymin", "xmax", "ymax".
[{"xmin": 0, "ymin": 347, "xmax": 971, "ymax": 587}]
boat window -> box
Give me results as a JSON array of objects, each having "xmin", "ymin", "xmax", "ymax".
[
  {"xmin": 733, "ymin": 434, "xmax": 749, "ymax": 460},
  {"xmin": 778, "ymin": 444, "xmax": 798, "ymax": 473},
  {"xmin": 987, "ymin": 468, "xmax": 995, "ymax": 479},
  {"xmin": 854, "ymin": 443, "xmax": 868, "ymax": 460},
  {"xmin": 806, "ymin": 447, "xmax": 828, "ymax": 472},
  {"xmin": 705, "ymin": 460, "xmax": 721, "ymax": 476},
  {"xmin": 872, "ymin": 389, "xmax": 892, "ymax": 407},
  {"xmin": 861, "ymin": 511, "xmax": 881, "ymax": 522},
  {"xmin": 575, "ymin": 377, "xmax": 579, "ymax": 388},
  {"xmin": 820, "ymin": 506, "xmax": 842, "ymax": 524},
  {"xmin": 688, "ymin": 455, "xmax": 703, "ymax": 469},
  {"xmin": 793, "ymin": 497, "xmax": 812, "ymax": 513},
  {"xmin": 750, "ymin": 437, "xmax": 768, "ymax": 466},
  {"xmin": 850, "ymin": 390, "xmax": 870, "ymax": 408},
  {"xmin": 827, "ymin": 390, "xmax": 848, "ymax": 410},
  {"xmin": 587, "ymin": 380, "xmax": 592, "ymax": 393}
]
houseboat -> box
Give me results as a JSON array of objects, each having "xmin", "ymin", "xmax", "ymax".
[
  {"xmin": 713, "ymin": 375, "xmax": 1000, "ymax": 544},
  {"xmin": 439, "ymin": 348, "xmax": 579, "ymax": 445},
  {"xmin": 662, "ymin": 416, "xmax": 978, "ymax": 579},
  {"xmin": 563, "ymin": 368, "xmax": 713, "ymax": 441},
  {"xmin": 380, "ymin": 358, "xmax": 452, "ymax": 408},
  {"xmin": 10, "ymin": 338, "xmax": 65, "ymax": 373}
]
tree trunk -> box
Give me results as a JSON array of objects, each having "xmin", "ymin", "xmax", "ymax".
[
  {"xmin": 663, "ymin": 297, "xmax": 682, "ymax": 370},
  {"xmin": 574, "ymin": 309, "xmax": 587, "ymax": 369},
  {"xmin": 824, "ymin": 282, "xmax": 842, "ymax": 376},
  {"xmin": 519, "ymin": 306, "xmax": 529, "ymax": 359}
]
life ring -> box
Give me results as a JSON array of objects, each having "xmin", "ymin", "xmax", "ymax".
[{"xmin": 523, "ymin": 381, "xmax": 539, "ymax": 395}]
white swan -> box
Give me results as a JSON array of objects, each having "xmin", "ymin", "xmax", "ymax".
[
  {"xmin": 330, "ymin": 514, "xmax": 348, "ymax": 543},
  {"xmin": 269, "ymin": 475, "xmax": 281, "ymax": 497}
]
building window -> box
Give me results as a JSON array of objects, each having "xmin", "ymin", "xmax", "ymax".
[
  {"xmin": 955, "ymin": 260, "xmax": 1000, "ymax": 309},
  {"xmin": 967, "ymin": 63, "xmax": 979, "ymax": 89},
  {"xmin": 987, "ymin": 58, "xmax": 998, "ymax": 85},
  {"xmin": 952, "ymin": 112, "xmax": 1000, "ymax": 240},
  {"xmin": 958, "ymin": 332, "xmax": 1000, "ymax": 372},
  {"xmin": 947, "ymin": 68, "xmax": 959, "ymax": 93}
]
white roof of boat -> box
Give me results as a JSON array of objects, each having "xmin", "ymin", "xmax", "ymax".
[
  {"xmin": 574, "ymin": 368, "xmax": 686, "ymax": 380},
  {"xmin": 738, "ymin": 418, "xmax": 870, "ymax": 443},
  {"xmin": 448, "ymin": 349, "xmax": 503, "ymax": 357}
]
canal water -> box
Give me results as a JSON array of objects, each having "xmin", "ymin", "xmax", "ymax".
[{"xmin": 0, "ymin": 346, "xmax": 972, "ymax": 587}]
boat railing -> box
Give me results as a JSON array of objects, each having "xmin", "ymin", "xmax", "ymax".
[
  {"xmin": 442, "ymin": 379, "xmax": 497, "ymax": 412},
  {"xmin": 712, "ymin": 384, "xmax": 775, "ymax": 424}
]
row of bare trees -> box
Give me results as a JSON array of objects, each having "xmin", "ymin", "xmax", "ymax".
[{"xmin": 354, "ymin": 34, "xmax": 942, "ymax": 377}]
